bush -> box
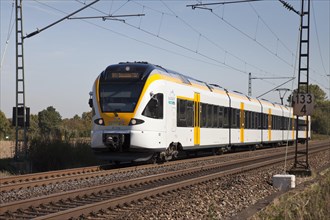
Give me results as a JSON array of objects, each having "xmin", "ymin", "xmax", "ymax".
[{"xmin": 29, "ymin": 140, "xmax": 99, "ymax": 172}]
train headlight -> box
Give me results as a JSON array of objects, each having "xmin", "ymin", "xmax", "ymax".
[
  {"xmin": 129, "ymin": 118, "xmax": 144, "ymax": 126},
  {"xmin": 94, "ymin": 118, "xmax": 105, "ymax": 125}
]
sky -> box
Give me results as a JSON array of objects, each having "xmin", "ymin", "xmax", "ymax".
[{"xmin": 1, "ymin": 0, "xmax": 329, "ymax": 119}]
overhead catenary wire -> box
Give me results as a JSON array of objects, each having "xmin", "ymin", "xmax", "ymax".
[
  {"xmin": 205, "ymin": 3, "xmax": 328, "ymax": 91},
  {"xmin": 73, "ymin": 0, "xmax": 282, "ymax": 86},
  {"xmin": 187, "ymin": 0, "xmax": 328, "ymax": 90},
  {"xmin": 249, "ymin": 2, "xmax": 329, "ymax": 86},
  {"xmin": 72, "ymin": 0, "xmax": 328, "ymax": 93},
  {"xmin": 154, "ymin": 0, "xmax": 284, "ymax": 86},
  {"xmin": 23, "ymin": 0, "xmax": 329, "ymax": 94},
  {"xmin": 24, "ymin": 0, "xmax": 100, "ymax": 39},
  {"xmin": 76, "ymin": 0, "xmax": 328, "ymax": 91},
  {"xmin": 0, "ymin": 1, "xmax": 15, "ymax": 112},
  {"xmin": 311, "ymin": 1, "xmax": 329, "ymax": 78},
  {"xmin": 30, "ymin": 0, "xmax": 241, "ymax": 72},
  {"xmin": 0, "ymin": 1, "xmax": 15, "ymax": 71},
  {"xmin": 159, "ymin": 0, "xmax": 280, "ymax": 80}
]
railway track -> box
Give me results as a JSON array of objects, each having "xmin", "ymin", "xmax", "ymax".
[
  {"xmin": 0, "ymin": 165, "xmax": 103, "ymax": 192},
  {"xmin": 0, "ymin": 140, "xmax": 326, "ymax": 193},
  {"xmin": 0, "ymin": 141, "xmax": 328, "ymax": 220}
]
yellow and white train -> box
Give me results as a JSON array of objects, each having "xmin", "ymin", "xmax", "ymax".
[{"xmin": 89, "ymin": 62, "xmax": 310, "ymax": 162}]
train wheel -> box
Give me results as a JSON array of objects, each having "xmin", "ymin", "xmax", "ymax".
[{"xmin": 150, "ymin": 153, "xmax": 162, "ymax": 164}]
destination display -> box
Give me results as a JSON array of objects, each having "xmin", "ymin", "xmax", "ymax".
[{"xmin": 111, "ymin": 72, "xmax": 140, "ymax": 79}]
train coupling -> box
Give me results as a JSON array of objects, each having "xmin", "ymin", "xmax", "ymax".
[{"xmin": 103, "ymin": 133, "xmax": 126, "ymax": 151}]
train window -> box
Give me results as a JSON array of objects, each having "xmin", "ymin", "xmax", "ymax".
[
  {"xmin": 278, "ymin": 116, "xmax": 281, "ymax": 130},
  {"xmin": 201, "ymin": 104, "xmax": 207, "ymax": 128},
  {"xmin": 275, "ymin": 116, "xmax": 279, "ymax": 130},
  {"xmin": 186, "ymin": 101, "xmax": 194, "ymax": 127},
  {"xmin": 251, "ymin": 112, "xmax": 255, "ymax": 129},
  {"xmin": 207, "ymin": 105, "xmax": 213, "ymax": 128},
  {"xmin": 213, "ymin": 106, "xmax": 219, "ymax": 128},
  {"xmin": 274, "ymin": 116, "xmax": 279, "ymax": 130},
  {"xmin": 178, "ymin": 99, "xmax": 194, "ymax": 127},
  {"xmin": 257, "ymin": 113, "xmax": 262, "ymax": 129},
  {"xmin": 218, "ymin": 107, "xmax": 224, "ymax": 128},
  {"xmin": 231, "ymin": 109, "xmax": 235, "ymax": 128},
  {"xmin": 231, "ymin": 108, "xmax": 240, "ymax": 129},
  {"xmin": 99, "ymin": 81, "xmax": 145, "ymax": 112},
  {"xmin": 177, "ymin": 99, "xmax": 186, "ymax": 127},
  {"xmin": 245, "ymin": 111, "xmax": 249, "ymax": 129},
  {"xmin": 282, "ymin": 117, "xmax": 287, "ymax": 130},
  {"xmin": 237, "ymin": 109, "xmax": 240, "ymax": 129},
  {"xmin": 263, "ymin": 114, "xmax": 268, "ymax": 129},
  {"xmin": 223, "ymin": 107, "xmax": 229, "ymax": 128},
  {"xmin": 142, "ymin": 93, "xmax": 163, "ymax": 119}
]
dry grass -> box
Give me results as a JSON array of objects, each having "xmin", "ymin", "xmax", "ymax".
[
  {"xmin": 0, "ymin": 170, "xmax": 12, "ymax": 178},
  {"xmin": 251, "ymin": 168, "xmax": 330, "ymax": 220}
]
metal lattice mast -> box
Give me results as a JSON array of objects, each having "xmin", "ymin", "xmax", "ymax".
[
  {"xmin": 15, "ymin": 0, "xmax": 27, "ymax": 160},
  {"xmin": 291, "ymin": 0, "xmax": 311, "ymax": 175}
]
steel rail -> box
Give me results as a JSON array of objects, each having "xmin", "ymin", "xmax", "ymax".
[
  {"xmin": 0, "ymin": 140, "xmax": 327, "ymax": 192},
  {"xmin": 35, "ymin": 145, "xmax": 329, "ymax": 220},
  {"xmin": 0, "ymin": 165, "xmax": 102, "ymax": 185},
  {"xmin": 0, "ymin": 144, "xmax": 328, "ymax": 219}
]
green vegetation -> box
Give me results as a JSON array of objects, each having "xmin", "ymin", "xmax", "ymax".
[
  {"xmin": 0, "ymin": 111, "xmax": 13, "ymax": 140},
  {"xmin": 252, "ymin": 169, "xmax": 330, "ymax": 220},
  {"xmin": 0, "ymin": 106, "xmax": 92, "ymax": 142}
]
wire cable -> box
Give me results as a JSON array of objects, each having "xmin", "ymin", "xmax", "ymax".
[
  {"xmin": 209, "ymin": 4, "xmax": 328, "ymax": 91},
  {"xmin": 0, "ymin": 1, "xmax": 15, "ymax": 112},
  {"xmin": 311, "ymin": 0, "xmax": 329, "ymax": 78}
]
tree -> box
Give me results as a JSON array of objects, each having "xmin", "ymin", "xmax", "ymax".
[
  {"xmin": 81, "ymin": 111, "xmax": 92, "ymax": 137},
  {"xmin": 287, "ymin": 84, "xmax": 327, "ymax": 105},
  {"xmin": 61, "ymin": 111, "xmax": 92, "ymax": 141},
  {"xmin": 0, "ymin": 111, "xmax": 12, "ymax": 140},
  {"xmin": 38, "ymin": 106, "xmax": 62, "ymax": 141},
  {"xmin": 27, "ymin": 114, "xmax": 40, "ymax": 141}
]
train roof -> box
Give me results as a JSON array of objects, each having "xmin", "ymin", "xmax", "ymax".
[{"xmin": 108, "ymin": 62, "xmax": 289, "ymax": 109}]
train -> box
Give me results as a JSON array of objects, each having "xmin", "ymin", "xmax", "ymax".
[{"xmin": 89, "ymin": 62, "xmax": 310, "ymax": 162}]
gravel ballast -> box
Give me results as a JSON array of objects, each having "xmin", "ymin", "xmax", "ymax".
[
  {"xmin": 113, "ymin": 150, "xmax": 330, "ymax": 220},
  {"xmin": 1, "ymin": 148, "xmax": 329, "ymax": 220}
]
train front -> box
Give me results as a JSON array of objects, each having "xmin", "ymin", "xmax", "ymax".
[{"xmin": 89, "ymin": 62, "xmax": 164, "ymax": 162}]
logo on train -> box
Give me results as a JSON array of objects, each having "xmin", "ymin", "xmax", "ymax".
[{"xmin": 168, "ymin": 90, "xmax": 176, "ymax": 105}]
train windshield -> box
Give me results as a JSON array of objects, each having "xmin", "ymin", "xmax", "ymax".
[
  {"xmin": 99, "ymin": 63, "xmax": 152, "ymax": 113},
  {"xmin": 99, "ymin": 81, "xmax": 145, "ymax": 112}
]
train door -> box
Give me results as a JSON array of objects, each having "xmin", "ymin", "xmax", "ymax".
[
  {"xmin": 268, "ymin": 109, "xmax": 272, "ymax": 142},
  {"xmin": 194, "ymin": 92, "xmax": 200, "ymax": 145}
]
